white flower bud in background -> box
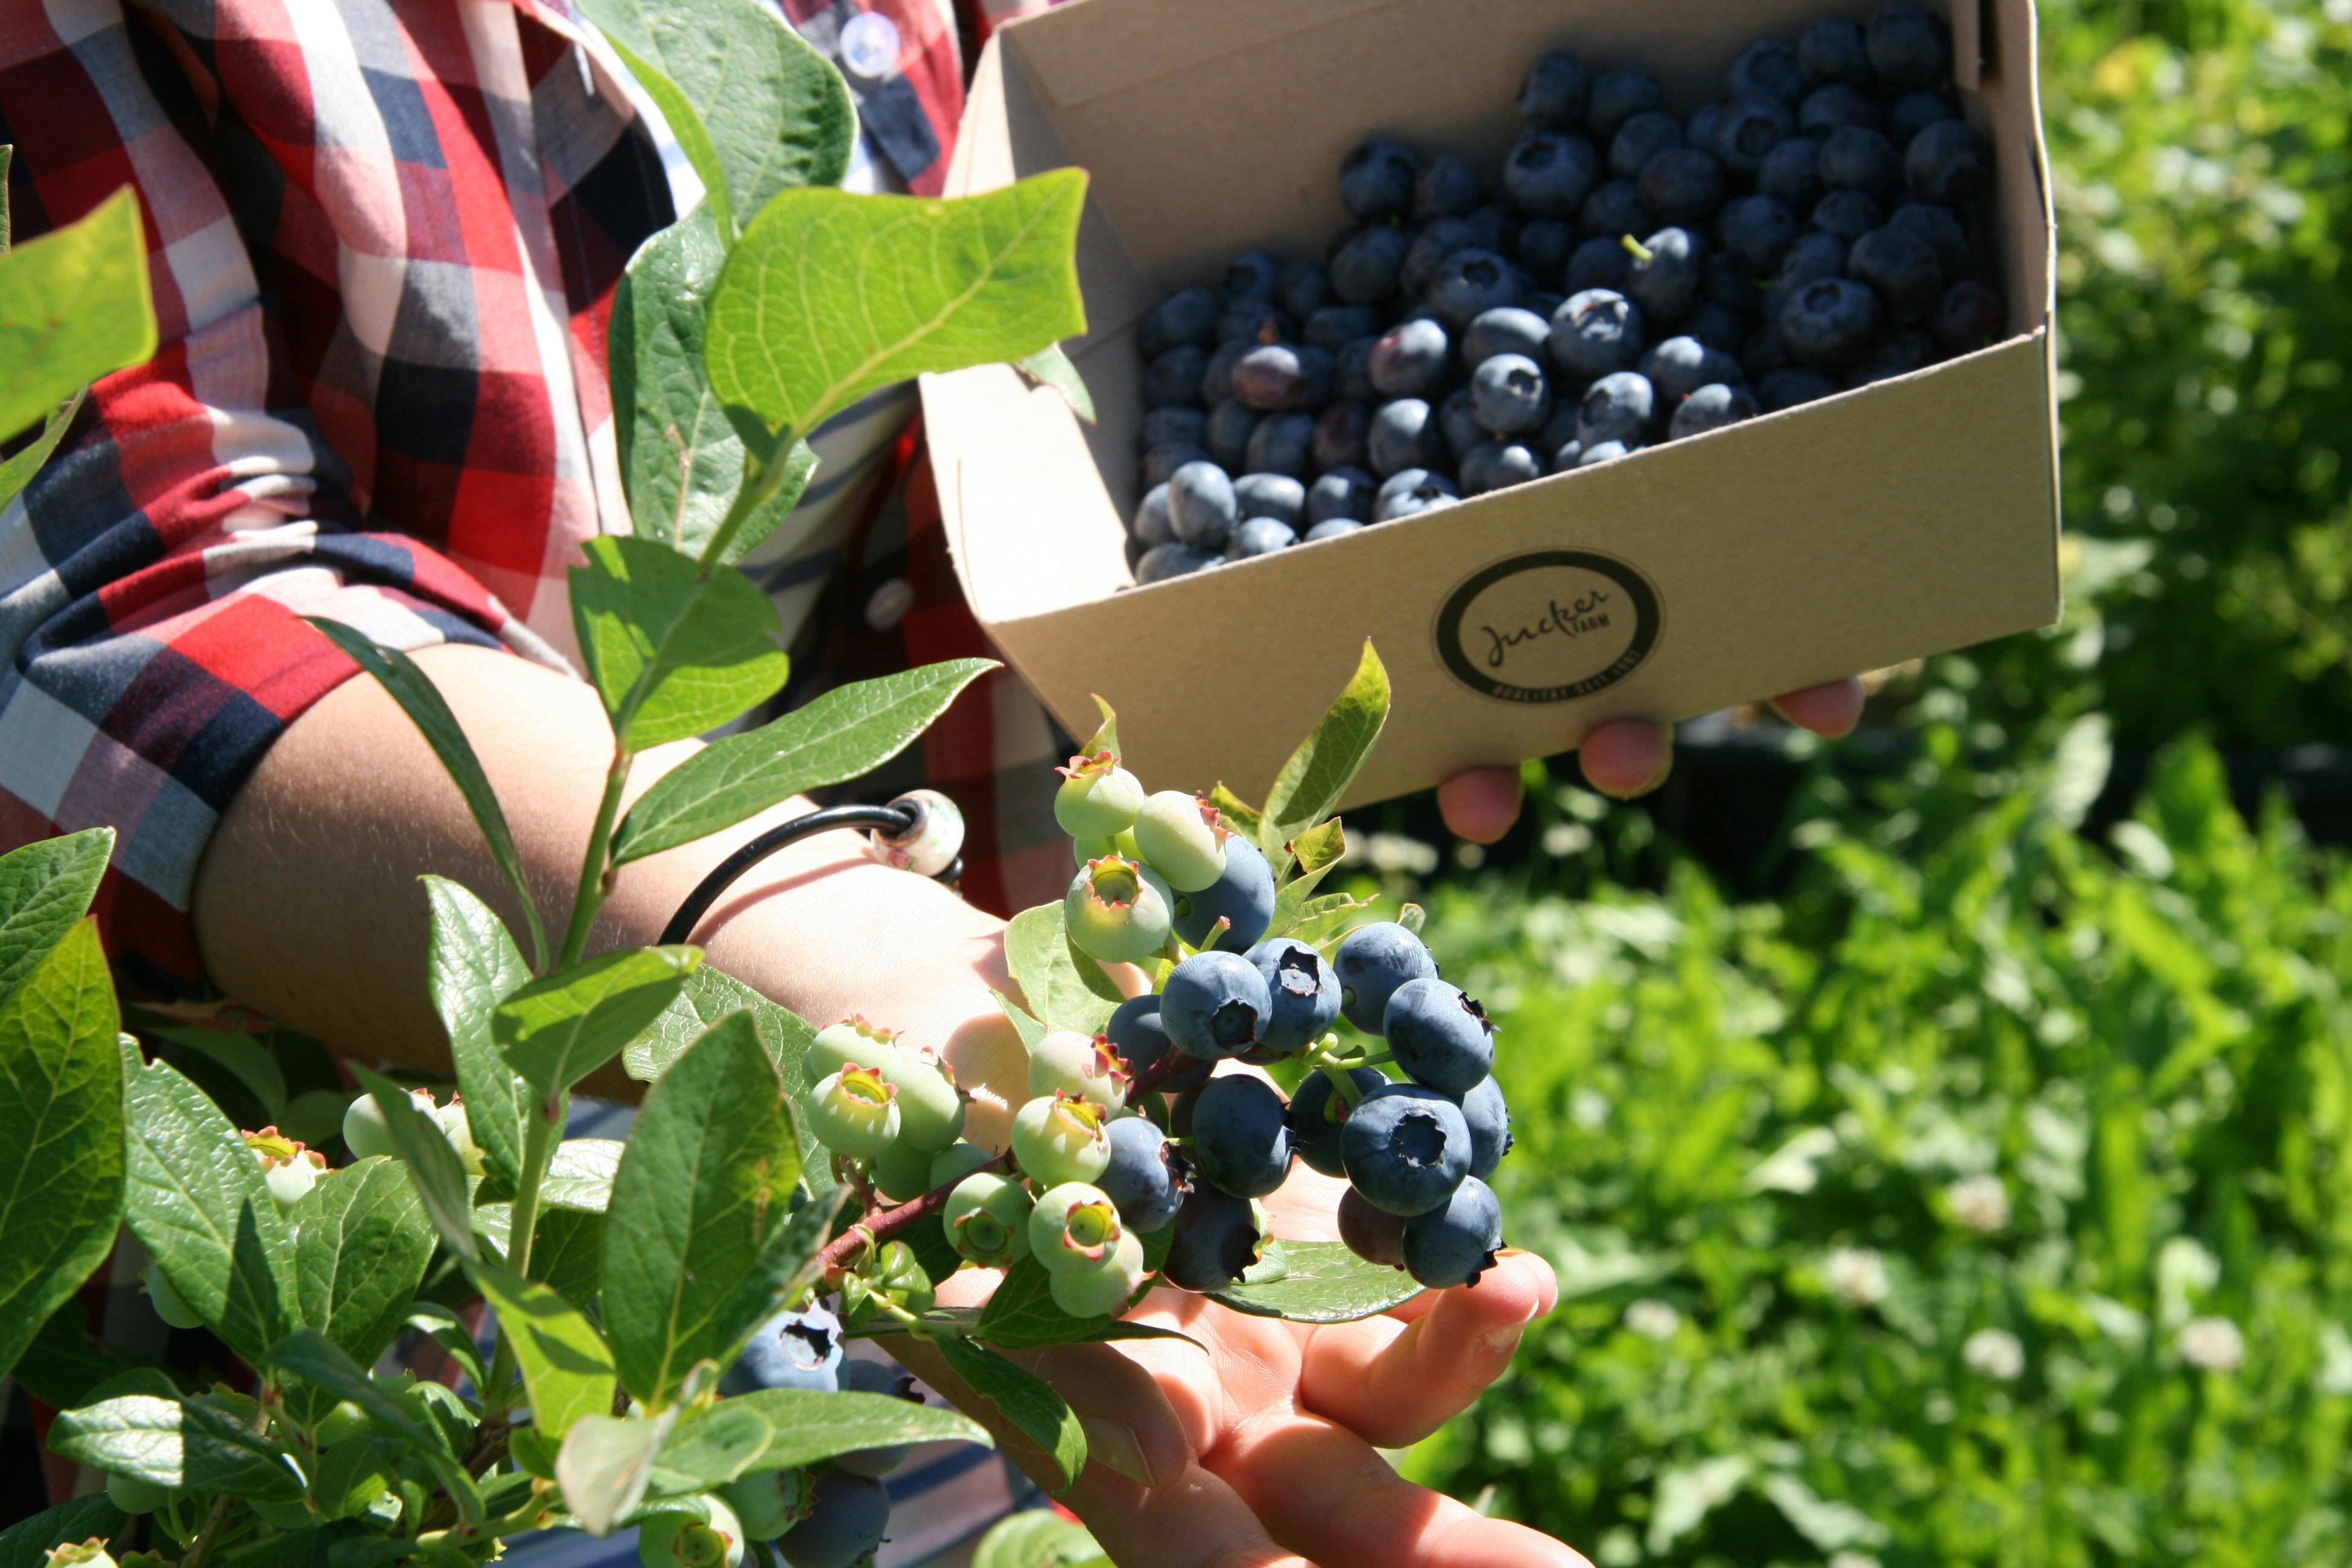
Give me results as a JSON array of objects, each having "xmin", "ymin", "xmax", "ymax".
[
  {"xmin": 1623, "ymin": 1298, "xmax": 1682, "ymax": 1341},
  {"xmin": 1962, "ymin": 1327, "xmax": 2024, "ymax": 1380},
  {"xmin": 1946, "ymin": 1173, "xmax": 2010, "ymax": 1234},
  {"xmin": 1824, "ymin": 1246, "xmax": 1889, "ymax": 1308},
  {"xmin": 2179, "ymin": 1315, "xmax": 2246, "ymax": 1373}
]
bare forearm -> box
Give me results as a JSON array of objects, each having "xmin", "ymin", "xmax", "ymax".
[{"xmin": 190, "ymin": 645, "xmax": 1019, "ymax": 1112}]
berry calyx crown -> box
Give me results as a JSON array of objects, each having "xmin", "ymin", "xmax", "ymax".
[{"xmin": 1056, "ymin": 749, "xmax": 1122, "ymax": 782}]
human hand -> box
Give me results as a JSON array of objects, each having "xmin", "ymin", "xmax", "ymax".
[{"xmin": 1436, "ymin": 676, "xmax": 1867, "ymax": 843}]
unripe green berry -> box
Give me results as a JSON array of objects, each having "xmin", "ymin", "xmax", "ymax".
[
  {"xmin": 718, "ymin": 1468, "xmax": 814, "ymax": 1542},
  {"xmin": 342, "ymin": 1090, "xmax": 410, "ymax": 1160},
  {"xmin": 876, "ymin": 1050, "xmax": 964, "ymax": 1152},
  {"xmin": 928, "ymin": 1141, "xmax": 997, "ymax": 1189},
  {"xmin": 1027, "ymin": 1181, "xmax": 1123, "ymax": 1272},
  {"xmin": 807, "ymin": 1066, "xmax": 902, "ymax": 1159},
  {"xmin": 1049, "ymin": 1228, "xmax": 1148, "ymax": 1317},
  {"xmin": 1028, "ymin": 1031, "xmax": 1129, "ymax": 1111},
  {"xmin": 141, "ymin": 1263, "xmax": 203, "ymax": 1330},
  {"xmin": 1132, "ymin": 791, "xmax": 1229, "ymax": 893},
  {"xmin": 638, "ymin": 1497, "xmax": 743, "ymax": 1568},
  {"xmin": 1010, "ymin": 1093, "xmax": 1111, "ymax": 1187},
  {"xmin": 805, "ymin": 1017, "xmax": 903, "ymax": 1089},
  {"xmin": 872, "ymin": 1139, "xmax": 935, "ymax": 1203},
  {"xmin": 244, "ymin": 1127, "xmax": 327, "ymax": 1209},
  {"xmin": 314, "ymin": 1399, "xmax": 371, "ymax": 1447},
  {"xmin": 105, "ymin": 1472, "xmax": 168, "ymax": 1515},
  {"xmin": 943, "ymin": 1171, "xmax": 1032, "ymax": 1266},
  {"xmin": 436, "ymin": 1097, "xmax": 486, "ymax": 1174},
  {"xmin": 1065, "ymin": 855, "xmax": 1175, "ymax": 965},
  {"xmin": 45, "ymin": 1541, "xmax": 119, "ymax": 1568},
  {"xmin": 1071, "ymin": 828, "xmax": 1142, "ymax": 869},
  {"xmin": 1054, "ymin": 752, "xmax": 1146, "ymax": 838}
]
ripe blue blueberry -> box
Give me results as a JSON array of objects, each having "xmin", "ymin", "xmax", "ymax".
[
  {"xmin": 1586, "ymin": 67, "xmax": 1664, "ymax": 139},
  {"xmin": 1143, "ymin": 406, "xmax": 1207, "ymax": 452},
  {"xmin": 1717, "ymin": 194, "xmax": 1798, "ymax": 276},
  {"xmin": 1578, "ymin": 439, "xmax": 1637, "ymax": 465},
  {"xmin": 1400, "ymin": 1172, "xmax": 1503, "ymax": 1287},
  {"xmin": 1906, "ymin": 118, "xmax": 1993, "ymax": 206},
  {"xmin": 1887, "ymin": 89, "xmax": 1961, "ymax": 146},
  {"xmin": 1106, "ymin": 991, "xmax": 1211, "ymax": 1094},
  {"xmin": 1162, "ymin": 949, "xmax": 1272, "ymax": 1059},
  {"xmin": 1800, "ymin": 13, "xmax": 1872, "ymax": 88},
  {"xmin": 1514, "ymin": 217, "xmax": 1574, "ymax": 280},
  {"xmin": 777, "ymin": 1469, "xmax": 891, "ymax": 1568},
  {"xmin": 1638, "ymin": 336, "xmax": 1742, "ymax": 403},
  {"xmin": 1456, "ymin": 1075, "xmax": 1514, "ymax": 1179},
  {"xmin": 1726, "ymin": 36, "xmax": 1805, "ymax": 103},
  {"xmin": 1339, "ymin": 136, "xmax": 1419, "ymax": 221},
  {"xmin": 1848, "ymin": 327, "xmax": 1940, "ymax": 386},
  {"xmin": 1308, "ymin": 466, "xmax": 1377, "ymax": 524},
  {"xmin": 1384, "ymin": 978, "xmax": 1497, "ymax": 1094},
  {"xmin": 1188, "ymin": 1074, "xmax": 1293, "ymax": 1198},
  {"xmin": 1933, "ymin": 279, "xmax": 2004, "ymax": 354},
  {"xmin": 1465, "ymin": 307, "xmax": 1551, "ymax": 366},
  {"xmin": 1372, "ymin": 468, "xmax": 1460, "ymax": 521},
  {"xmin": 1287, "ymin": 1065, "xmax": 1387, "ymax": 1177},
  {"xmin": 1224, "ymin": 249, "xmax": 1281, "ymax": 301},
  {"xmin": 1850, "ymin": 224, "xmax": 1944, "ymax": 324},
  {"xmin": 1218, "ymin": 295, "xmax": 1290, "ymax": 347},
  {"xmin": 1139, "ymin": 286, "xmax": 1220, "ymax": 356},
  {"xmin": 1460, "ymin": 440, "xmax": 1543, "ymax": 495},
  {"xmin": 1368, "ymin": 398, "xmax": 1446, "ymax": 477},
  {"xmin": 1609, "ymin": 111, "xmax": 1683, "ymax": 181},
  {"xmin": 1626, "ymin": 227, "xmax": 1707, "ymax": 323},
  {"xmin": 1401, "ymin": 217, "xmax": 1478, "ymax": 298},
  {"xmin": 1233, "ymin": 343, "xmax": 1326, "ymax": 412},
  {"xmin": 1668, "ymin": 382, "xmax": 1761, "ymax": 439},
  {"xmin": 1758, "ymin": 136, "xmax": 1824, "ymax": 211},
  {"xmin": 1547, "ymin": 438, "xmax": 1584, "ymax": 473},
  {"xmin": 1580, "ymin": 178, "xmax": 1653, "ymax": 244},
  {"xmin": 1338, "ymin": 1185, "xmax": 1407, "ymax": 1268},
  {"xmin": 1160, "ymin": 1184, "xmax": 1268, "ymax": 1292},
  {"xmin": 1812, "ymin": 189, "xmax": 1885, "ymax": 243},
  {"xmin": 1868, "ymin": 1, "xmax": 1951, "ymax": 92},
  {"xmin": 1576, "ymin": 369, "xmax": 1657, "ymax": 448},
  {"xmin": 1565, "ymin": 234, "xmax": 1633, "ymax": 295},
  {"xmin": 1166, "ymin": 460, "xmax": 1237, "ymax": 550},
  {"xmin": 1141, "ymin": 442, "xmax": 1210, "ymax": 488},
  {"xmin": 1637, "ymin": 148, "xmax": 1725, "ymax": 228},
  {"xmin": 1247, "ymin": 935, "xmax": 1343, "ymax": 1055},
  {"xmin": 1134, "ymin": 543, "xmax": 1218, "ymax": 584},
  {"xmin": 1889, "ymin": 203, "xmax": 1971, "ymax": 280},
  {"xmin": 1329, "ymin": 225, "xmax": 1410, "ymax": 305},
  {"xmin": 1778, "ymin": 230, "xmax": 1850, "ymax": 292},
  {"xmin": 1244, "ymin": 411, "xmax": 1318, "ymax": 479},
  {"xmin": 1097, "ymin": 1114, "xmax": 1189, "ymax": 1233},
  {"xmin": 1780, "ymin": 277, "xmax": 1884, "ymax": 370},
  {"xmin": 1501, "ymin": 133, "xmax": 1599, "ymax": 221},
  {"xmin": 1687, "ymin": 100, "xmax": 1726, "ymax": 156},
  {"xmin": 1551, "ymin": 288, "xmax": 1645, "ymax": 379},
  {"xmin": 1518, "ymin": 50, "xmax": 1590, "ymax": 126},
  {"xmin": 1818, "ymin": 125, "xmax": 1900, "ymax": 203},
  {"xmin": 1413, "ymin": 153, "xmax": 1484, "ymax": 219},
  {"xmin": 1427, "ymin": 248, "xmax": 1523, "ymax": 332},
  {"xmin": 1368, "ymin": 319, "xmax": 1451, "ymax": 398},
  {"xmin": 1144, "ymin": 345, "xmax": 1209, "ymax": 409},
  {"xmin": 1305, "ymin": 518, "xmax": 1365, "ymax": 542},
  {"xmin": 1469, "ymin": 353, "xmax": 1552, "ymax": 436},
  {"xmin": 1333, "ymin": 920, "xmax": 1439, "ymax": 1034},
  {"xmin": 721, "ymin": 1303, "xmax": 844, "ymax": 1396},
  {"xmin": 1759, "ymin": 367, "xmax": 1843, "ymax": 410},
  {"xmin": 1333, "ymin": 336, "xmax": 1379, "ymax": 403},
  {"xmin": 1228, "ymin": 512, "xmax": 1296, "ymax": 561},
  {"xmin": 1714, "ymin": 94, "xmax": 1797, "ymax": 178},
  {"xmin": 1277, "ymin": 261, "xmax": 1330, "ymax": 321},
  {"xmin": 1172, "ymin": 835, "xmax": 1276, "ymax": 951},
  {"xmin": 1798, "ymin": 83, "xmax": 1881, "ymax": 140},
  {"xmin": 1233, "ymin": 471, "xmax": 1306, "ymax": 528},
  {"xmin": 1312, "ymin": 403, "xmax": 1372, "ymax": 472},
  {"xmin": 1131, "ymin": 483, "xmax": 1174, "ymax": 549},
  {"xmin": 1341, "ymin": 1083, "xmax": 1471, "ymax": 1216},
  {"xmin": 1437, "ymin": 389, "xmax": 1484, "ymax": 460},
  {"xmin": 833, "ymin": 1359, "xmax": 921, "ymax": 1475},
  {"xmin": 1203, "ymin": 396, "xmax": 1258, "ymax": 472},
  {"xmin": 1305, "ymin": 304, "xmax": 1382, "ymax": 352}
]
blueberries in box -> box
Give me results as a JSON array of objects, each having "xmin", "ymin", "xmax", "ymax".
[
  {"xmin": 1135, "ymin": 543, "xmax": 1220, "ymax": 584},
  {"xmin": 1682, "ymin": 302, "xmax": 1751, "ymax": 355},
  {"xmin": 1847, "ymin": 326, "xmax": 1939, "ymax": 385},
  {"xmin": 1140, "ymin": 286, "xmax": 1219, "ymax": 356},
  {"xmin": 1204, "ymin": 398, "xmax": 1258, "ymax": 471},
  {"xmin": 1586, "ymin": 66, "xmax": 1664, "ymax": 139},
  {"xmin": 1224, "ymin": 249, "xmax": 1281, "ymax": 301},
  {"xmin": 1200, "ymin": 339, "xmax": 1249, "ymax": 405},
  {"xmin": 1304, "ymin": 304, "xmax": 1382, "ymax": 351},
  {"xmin": 1638, "ymin": 148, "xmax": 1726, "ymax": 227},
  {"xmin": 1523, "ymin": 290, "xmax": 1566, "ymax": 326},
  {"xmin": 1368, "ymin": 397, "xmax": 1447, "ymax": 477},
  {"xmin": 1759, "ymin": 367, "xmax": 1843, "ymax": 411},
  {"xmin": 1166, "ymin": 460, "xmax": 1237, "ymax": 549},
  {"xmin": 1428, "ymin": 247, "xmax": 1522, "ymax": 331},
  {"xmin": 1552, "ymin": 287, "xmax": 1646, "ymax": 380},
  {"xmin": 1467, "ymin": 196, "xmax": 1524, "ymax": 255},
  {"xmin": 1226, "ymin": 517, "xmax": 1298, "ymax": 560},
  {"xmin": 1625, "ymin": 226, "xmax": 1706, "ymax": 322},
  {"xmin": 1277, "ymin": 261, "xmax": 1331, "ymax": 323},
  {"xmin": 1539, "ymin": 404, "xmax": 1581, "ymax": 459},
  {"xmin": 1131, "ymin": 482, "xmax": 1174, "ymax": 549},
  {"xmin": 1933, "ymin": 278, "xmax": 2004, "ymax": 354},
  {"xmin": 1233, "ymin": 471, "xmax": 1306, "ymax": 528},
  {"xmin": 1812, "ymin": 189, "xmax": 1886, "ymax": 243},
  {"xmin": 1437, "ymin": 388, "xmax": 1484, "ymax": 460},
  {"xmin": 1233, "ymin": 342, "xmax": 1327, "ymax": 411},
  {"xmin": 1143, "ymin": 407, "xmax": 1208, "ymax": 451},
  {"xmin": 1145, "ymin": 345, "xmax": 1209, "ymax": 410},
  {"xmin": 1466, "ymin": 306, "xmax": 1553, "ymax": 366},
  {"xmin": 1329, "ymin": 224, "xmax": 1410, "ymax": 305},
  {"xmin": 1518, "ymin": 50, "xmax": 1590, "ymax": 127},
  {"xmin": 1402, "ymin": 217, "xmax": 1480, "ymax": 296},
  {"xmin": 1639, "ymin": 335, "xmax": 1742, "ymax": 402},
  {"xmin": 1459, "ymin": 440, "xmax": 1543, "ymax": 495},
  {"xmin": 1868, "ymin": 1, "xmax": 1950, "ymax": 93},
  {"xmin": 1514, "ymin": 217, "xmax": 1575, "ymax": 280},
  {"xmin": 1312, "ymin": 401, "xmax": 1373, "ymax": 472},
  {"xmin": 1758, "ymin": 136, "xmax": 1824, "ymax": 210},
  {"xmin": 1714, "ymin": 96, "xmax": 1797, "ymax": 178},
  {"xmin": 1303, "ymin": 518, "xmax": 1364, "ymax": 544},
  {"xmin": 1566, "ymin": 234, "xmax": 1633, "ymax": 294},
  {"xmin": 1849, "ymin": 224, "xmax": 1944, "ymax": 324},
  {"xmin": 1577, "ymin": 439, "xmax": 1638, "ymax": 466},
  {"xmin": 1339, "ymin": 136, "xmax": 1419, "ymax": 221},
  {"xmin": 1220, "ymin": 296, "xmax": 1293, "ymax": 348},
  {"xmin": 1471, "ymin": 352, "xmax": 1553, "ymax": 435},
  {"xmin": 1742, "ymin": 324, "xmax": 1791, "ymax": 380},
  {"xmin": 1142, "ymin": 443, "xmax": 1210, "ymax": 488},
  {"xmin": 1373, "ymin": 468, "xmax": 1460, "ymax": 521},
  {"xmin": 1887, "ymin": 89, "xmax": 1960, "ymax": 147},
  {"xmin": 1546, "ymin": 437, "xmax": 1583, "ymax": 473},
  {"xmin": 1685, "ymin": 101, "xmax": 1727, "ymax": 160},
  {"xmin": 1580, "ymin": 178, "xmax": 1653, "ymax": 242},
  {"xmin": 1668, "ymin": 381, "xmax": 1760, "ymax": 439},
  {"xmin": 1307, "ymin": 466, "xmax": 1378, "ymax": 524},
  {"xmin": 1414, "ymin": 153, "xmax": 1484, "ymax": 220},
  {"xmin": 1501, "ymin": 131, "xmax": 1600, "ymax": 220},
  {"xmin": 1333, "ymin": 336, "xmax": 1380, "ymax": 403},
  {"xmin": 1907, "ymin": 118, "xmax": 1994, "ymax": 206},
  {"xmin": 1800, "ymin": 13, "xmax": 1872, "ymax": 89},
  {"xmin": 1780, "ymin": 276, "xmax": 1884, "ymax": 370},
  {"xmin": 1819, "ymin": 125, "xmax": 1901, "ymax": 203},
  {"xmin": 1779, "ymin": 230, "xmax": 1850, "ymax": 291},
  {"xmin": 1799, "ymin": 82, "xmax": 1881, "ymax": 139},
  {"xmin": 1576, "ymin": 370, "xmax": 1658, "ymax": 448},
  {"xmin": 1368, "ymin": 319, "xmax": 1452, "ymax": 398},
  {"xmin": 1727, "ymin": 35, "xmax": 1806, "ymax": 104},
  {"xmin": 1890, "ymin": 202, "xmax": 1971, "ymax": 281},
  {"xmin": 1609, "ymin": 110, "xmax": 1683, "ymax": 180},
  {"xmin": 1245, "ymin": 411, "xmax": 1318, "ymax": 478},
  {"xmin": 1719, "ymin": 192, "xmax": 1799, "ymax": 274}
]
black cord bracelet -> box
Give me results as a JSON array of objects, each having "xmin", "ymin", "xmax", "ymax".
[{"xmin": 660, "ymin": 794, "xmax": 966, "ymax": 947}]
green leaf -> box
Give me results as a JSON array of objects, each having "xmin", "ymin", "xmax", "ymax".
[
  {"xmin": 0, "ymin": 1497, "xmax": 125, "ymax": 1568},
  {"xmin": 1005, "ymin": 904, "xmax": 1116, "ymax": 1036},
  {"xmin": 1079, "ymin": 696, "xmax": 1118, "ymax": 760},
  {"xmin": 403, "ymin": 1304, "xmax": 487, "ymax": 1393},
  {"xmin": 1259, "ymin": 642, "xmax": 1388, "ymax": 877},
  {"xmin": 532, "ymin": 1207, "xmax": 608, "ymax": 1314},
  {"xmin": 422, "ymin": 878, "xmax": 531, "ymax": 1192},
  {"xmin": 973, "ymin": 1257, "xmax": 1194, "ymax": 1350},
  {"xmin": 13, "ymin": 1301, "xmax": 137, "ymax": 1410},
  {"xmin": 1207, "ymin": 784, "xmax": 1262, "ymax": 843},
  {"xmin": 1204, "ymin": 1240, "xmax": 1422, "ymax": 1323},
  {"xmin": 991, "ymin": 988, "xmax": 1045, "ymax": 1054},
  {"xmin": 612, "ymin": 659, "xmax": 998, "ymax": 865},
  {"xmin": 304, "ymin": 620, "xmax": 547, "ymax": 970},
  {"xmin": 268, "ymin": 1330, "xmax": 484, "ymax": 1520},
  {"xmin": 600, "ymin": 1013, "xmax": 824, "ymax": 1407},
  {"xmin": 933, "ymin": 1337, "xmax": 1085, "ymax": 1492},
  {"xmin": 465, "ymin": 1261, "xmax": 615, "ymax": 1439},
  {"xmin": 0, "ymin": 827, "xmax": 114, "ymax": 1006},
  {"xmin": 0, "ymin": 186, "xmax": 155, "ymax": 440},
  {"xmin": 122, "ymin": 1054, "xmax": 294, "ymax": 1363},
  {"xmin": 148, "ymin": 1024, "xmax": 286, "ymax": 1126},
  {"xmin": 707, "ymin": 171, "xmax": 1090, "ymax": 440},
  {"xmin": 1290, "ymin": 817, "xmax": 1347, "ymax": 876},
  {"xmin": 1016, "ymin": 343, "xmax": 1095, "ymax": 422},
  {"xmin": 577, "ymin": 0, "xmax": 855, "ymax": 224},
  {"xmin": 494, "ymin": 946, "xmax": 701, "ymax": 1107},
  {"xmin": 569, "ymin": 536, "xmax": 789, "ymax": 750},
  {"xmin": 0, "ymin": 920, "xmax": 122, "ymax": 1381},
  {"xmin": 555, "ymin": 1410, "xmax": 676, "ymax": 1535},
  {"xmin": 0, "ymin": 387, "xmax": 83, "ymax": 518},
  {"xmin": 972, "ymin": 1512, "xmax": 1105, "ymax": 1568},
  {"xmin": 48, "ymin": 1392, "xmax": 305, "ymax": 1499},
  {"xmin": 351, "ymin": 1067, "xmax": 478, "ymax": 1264},
  {"xmin": 543, "ymin": 1138, "xmax": 626, "ymax": 1212},
  {"xmin": 626, "ymin": 964, "xmax": 813, "ymax": 1088},
  {"xmin": 600, "ymin": 45, "xmax": 734, "ymax": 240},
  {"xmin": 292, "ymin": 1158, "xmax": 435, "ymax": 1379},
  {"xmin": 650, "ymin": 1388, "xmax": 990, "ymax": 1494}
]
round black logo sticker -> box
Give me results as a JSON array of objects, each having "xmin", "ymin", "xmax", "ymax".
[{"xmin": 1434, "ymin": 550, "xmax": 1661, "ymax": 703}]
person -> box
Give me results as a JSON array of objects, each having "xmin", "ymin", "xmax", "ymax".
[{"xmin": 0, "ymin": 2, "xmax": 1855, "ymax": 1561}]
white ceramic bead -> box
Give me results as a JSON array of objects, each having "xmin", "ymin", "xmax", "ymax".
[{"xmin": 868, "ymin": 789, "xmax": 964, "ymax": 877}]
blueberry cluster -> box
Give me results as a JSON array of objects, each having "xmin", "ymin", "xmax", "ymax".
[{"xmin": 1126, "ymin": 2, "xmax": 2003, "ymax": 583}]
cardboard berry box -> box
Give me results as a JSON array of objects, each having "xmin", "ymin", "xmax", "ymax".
[{"xmin": 918, "ymin": 0, "xmax": 2057, "ymax": 806}]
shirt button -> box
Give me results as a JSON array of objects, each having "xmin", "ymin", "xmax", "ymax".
[
  {"xmin": 865, "ymin": 576, "xmax": 916, "ymax": 630},
  {"xmin": 839, "ymin": 11, "xmax": 901, "ymax": 81}
]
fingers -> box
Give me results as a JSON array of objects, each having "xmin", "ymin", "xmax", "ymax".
[
  {"xmin": 1768, "ymin": 675, "xmax": 1866, "ymax": 737},
  {"xmin": 1063, "ymin": 1458, "xmax": 1316, "ymax": 1568},
  {"xmin": 1436, "ymin": 767, "xmax": 1524, "ymax": 843},
  {"xmin": 1298, "ymin": 1251, "xmax": 1557, "ymax": 1448},
  {"xmin": 1575, "ymin": 719, "xmax": 1673, "ymax": 799},
  {"xmin": 886, "ymin": 1333, "xmax": 1192, "ymax": 1494},
  {"xmin": 1218, "ymin": 1413, "xmax": 1592, "ymax": 1568}
]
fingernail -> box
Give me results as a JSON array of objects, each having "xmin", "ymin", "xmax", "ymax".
[
  {"xmin": 1478, "ymin": 1323, "xmax": 1529, "ymax": 1357},
  {"xmin": 1080, "ymin": 1416, "xmax": 1158, "ymax": 1488}
]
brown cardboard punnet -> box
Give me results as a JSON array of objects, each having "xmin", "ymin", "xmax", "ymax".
[{"xmin": 920, "ymin": 0, "xmax": 2059, "ymax": 809}]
